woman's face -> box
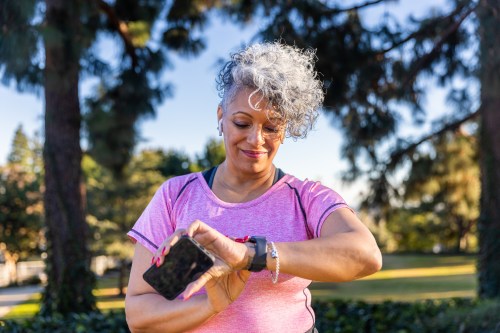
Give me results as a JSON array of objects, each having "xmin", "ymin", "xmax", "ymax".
[{"xmin": 218, "ymin": 88, "xmax": 285, "ymax": 176}]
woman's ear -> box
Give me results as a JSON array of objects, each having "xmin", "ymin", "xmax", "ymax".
[{"xmin": 217, "ymin": 104, "xmax": 223, "ymax": 120}]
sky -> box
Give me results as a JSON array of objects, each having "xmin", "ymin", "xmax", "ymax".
[{"xmin": 0, "ymin": 1, "xmax": 450, "ymax": 207}]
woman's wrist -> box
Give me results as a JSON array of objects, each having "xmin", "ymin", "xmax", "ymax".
[{"xmin": 236, "ymin": 242, "xmax": 255, "ymax": 270}]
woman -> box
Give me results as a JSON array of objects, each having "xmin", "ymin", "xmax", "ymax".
[{"xmin": 125, "ymin": 42, "xmax": 382, "ymax": 333}]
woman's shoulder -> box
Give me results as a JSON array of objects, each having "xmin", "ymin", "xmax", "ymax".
[
  {"xmin": 283, "ymin": 173, "xmax": 329, "ymax": 192},
  {"xmin": 283, "ymin": 173, "xmax": 348, "ymax": 208},
  {"xmin": 158, "ymin": 172, "xmax": 201, "ymax": 194}
]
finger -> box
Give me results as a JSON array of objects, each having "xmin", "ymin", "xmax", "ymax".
[
  {"xmin": 185, "ymin": 219, "xmax": 205, "ymax": 238},
  {"xmin": 153, "ymin": 229, "xmax": 186, "ymax": 267},
  {"xmin": 181, "ymin": 271, "xmax": 213, "ymax": 300},
  {"xmin": 186, "ymin": 220, "xmax": 228, "ymax": 252}
]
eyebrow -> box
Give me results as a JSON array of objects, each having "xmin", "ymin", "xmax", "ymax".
[{"xmin": 232, "ymin": 111, "xmax": 283, "ymax": 122}]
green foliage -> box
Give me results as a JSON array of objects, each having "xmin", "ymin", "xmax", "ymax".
[
  {"xmin": 155, "ymin": 149, "xmax": 193, "ymax": 178},
  {"xmin": 2, "ymin": 299, "xmax": 499, "ymax": 333},
  {"xmin": 0, "ymin": 164, "xmax": 43, "ymax": 258},
  {"xmin": 0, "ymin": 127, "xmax": 44, "ymax": 281},
  {"xmin": 399, "ymin": 129, "xmax": 479, "ymax": 253},
  {"xmin": 194, "ymin": 138, "xmax": 226, "ymax": 171},
  {"xmin": 0, "ymin": 0, "xmax": 43, "ymax": 90},
  {"xmin": 0, "ymin": 311, "xmax": 129, "ymax": 333},
  {"xmin": 85, "ymin": 68, "xmax": 168, "ymax": 178},
  {"xmin": 313, "ymin": 298, "xmax": 500, "ymax": 333},
  {"xmin": 83, "ymin": 151, "xmax": 164, "ymax": 260},
  {"xmin": 385, "ymin": 209, "xmax": 442, "ymax": 252}
]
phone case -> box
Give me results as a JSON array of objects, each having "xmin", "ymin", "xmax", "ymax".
[{"xmin": 143, "ymin": 236, "xmax": 215, "ymax": 300}]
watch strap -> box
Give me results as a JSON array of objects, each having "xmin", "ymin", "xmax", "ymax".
[{"xmin": 248, "ymin": 236, "xmax": 267, "ymax": 272}]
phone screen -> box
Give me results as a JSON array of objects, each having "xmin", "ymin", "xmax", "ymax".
[{"xmin": 143, "ymin": 236, "xmax": 215, "ymax": 300}]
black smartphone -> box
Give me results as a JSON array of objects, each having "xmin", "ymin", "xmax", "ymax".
[{"xmin": 143, "ymin": 235, "xmax": 215, "ymax": 300}]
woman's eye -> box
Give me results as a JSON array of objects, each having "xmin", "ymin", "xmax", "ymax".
[
  {"xmin": 264, "ymin": 127, "xmax": 279, "ymax": 133},
  {"xmin": 234, "ymin": 122, "xmax": 249, "ymax": 128}
]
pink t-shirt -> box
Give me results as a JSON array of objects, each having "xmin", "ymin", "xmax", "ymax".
[{"xmin": 128, "ymin": 171, "xmax": 350, "ymax": 332}]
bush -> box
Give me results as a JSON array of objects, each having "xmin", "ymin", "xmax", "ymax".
[
  {"xmin": 429, "ymin": 300, "xmax": 500, "ymax": 333},
  {"xmin": 0, "ymin": 311, "xmax": 129, "ymax": 333},
  {"xmin": 313, "ymin": 298, "xmax": 500, "ymax": 333}
]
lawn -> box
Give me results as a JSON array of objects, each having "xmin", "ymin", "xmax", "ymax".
[
  {"xmin": 310, "ymin": 253, "xmax": 477, "ymax": 302},
  {"xmin": 3, "ymin": 254, "xmax": 477, "ymax": 319}
]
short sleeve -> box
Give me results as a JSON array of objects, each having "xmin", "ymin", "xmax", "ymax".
[
  {"xmin": 300, "ymin": 180, "xmax": 352, "ymax": 238},
  {"xmin": 127, "ymin": 181, "xmax": 175, "ymax": 254}
]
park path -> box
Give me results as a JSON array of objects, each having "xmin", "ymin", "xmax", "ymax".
[{"xmin": 0, "ymin": 285, "xmax": 43, "ymax": 318}]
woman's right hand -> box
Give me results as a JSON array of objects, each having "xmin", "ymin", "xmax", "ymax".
[{"xmin": 204, "ymin": 269, "xmax": 251, "ymax": 314}]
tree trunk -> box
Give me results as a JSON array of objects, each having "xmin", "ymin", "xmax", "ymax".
[
  {"xmin": 454, "ymin": 218, "xmax": 464, "ymax": 254},
  {"xmin": 41, "ymin": 0, "xmax": 96, "ymax": 314},
  {"xmin": 477, "ymin": 0, "xmax": 500, "ymax": 299},
  {"xmin": 118, "ymin": 259, "xmax": 127, "ymax": 297}
]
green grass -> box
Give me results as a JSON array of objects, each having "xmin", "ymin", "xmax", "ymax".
[
  {"xmin": 3, "ymin": 274, "xmax": 127, "ymax": 320},
  {"xmin": 310, "ymin": 253, "xmax": 477, "ymax": 302},
  {"xmin": 3, "ymin": 254, "xmax": 477, "ymax": 319}
]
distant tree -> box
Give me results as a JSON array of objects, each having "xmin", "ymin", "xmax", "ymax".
[
  {"xmin": 195, "ymin": 138, "xmax": 226, "ymax": 171},
  {"xmin": 84, "ymin": 151, "xmax": 164, "ymax": 295},
  {"xmin": 155, "ymin": 149, "xmax": 193, "ymax": 178},
  {"xmin": 0, "ymin": 126, "xmax": 44, "ymax": 285},
  {"xmin": 225, "ymin": 0, "xmax": 499, "ymax": 298},
  {"xmin": 403, "ymin": 127, "xmax": 479, "ymax": 253},
  {"xmin": 1, "ymin": 0, "xmax": 232, "ymax": 313}
]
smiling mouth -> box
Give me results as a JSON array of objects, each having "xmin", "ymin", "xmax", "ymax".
[{"xmin": 242, "ymin": 150, "xmax": 267, "ymax": 158}]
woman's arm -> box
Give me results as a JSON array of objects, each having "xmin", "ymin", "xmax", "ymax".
[
  {"xmin": 125, "ymin": 243, "xmax": 217, "ymax": 333},
  {"xmin": 267, "ymin": 207, "xmax": 382, "ymax": 282},
  {"xmin": 180, "ymin": 211, "xmax": 381, "ymax": 298}
]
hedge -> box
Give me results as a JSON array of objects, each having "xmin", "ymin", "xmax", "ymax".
[{"xmin": 1, "ymin": 298, "xmax": 499, "ymax": 332}]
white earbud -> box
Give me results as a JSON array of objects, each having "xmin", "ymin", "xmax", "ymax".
[{"xmin": 218, "ymin": 119, "xmax": 223, "ymax": 136}]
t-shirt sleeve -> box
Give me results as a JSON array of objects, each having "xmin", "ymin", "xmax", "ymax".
[
  {"xmin": 300, "ymin": 180, "xmax": 353, "ymax": 238},
  {"xmin": 127, "ymin": 180, "xmax": 176, "ymax": 254}
]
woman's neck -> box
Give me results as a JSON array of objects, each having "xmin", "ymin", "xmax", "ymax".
[{"xmin": 213, "ymin": 162, "xmax": 276, "ymax": 203}]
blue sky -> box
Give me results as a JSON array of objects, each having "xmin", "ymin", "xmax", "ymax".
[{"xmin": 0, "ymin": 1, "xmax": 450, "ymax": 207}]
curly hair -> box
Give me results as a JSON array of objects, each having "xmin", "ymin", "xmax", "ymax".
[{"xmin": 216, "ymin": 42, "xmax": 324, "ymax": 139}]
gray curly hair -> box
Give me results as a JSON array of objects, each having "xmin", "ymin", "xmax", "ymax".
[{"xmin": 216, "ymin": 42, "xmax": 324, "ymax": 139}]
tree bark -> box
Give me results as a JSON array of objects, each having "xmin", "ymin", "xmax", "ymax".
[
  {"xmin": 41, "ymin": 0, "xmax": 96, "ymax": 314},
  {"xmin": 118, "ymin": 259, "xmax": 127, "ymax": 297},
  {"xmin": 477, "ymin": 0, "xmax": 500, "ymax": 299}
]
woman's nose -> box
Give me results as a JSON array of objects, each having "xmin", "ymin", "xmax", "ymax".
[{"xmin": 247, "ymin": 126, "xmax": 266, "ymax": 145}]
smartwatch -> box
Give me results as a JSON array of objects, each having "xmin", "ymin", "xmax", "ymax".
[{"xmin": 247, "ymin": 236, "xmax": 267, "ymax": 272}]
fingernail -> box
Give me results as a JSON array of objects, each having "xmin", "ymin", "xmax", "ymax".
[
  {"xmin": 161, "ymin": 246, "xmax": 166, "ymax": 256},
  {"xmin": 151, "ymin": 256, "xmax": 155, "ymax": 265},
  {"xmin": 156, "ymin": 257, "xmax": 161, "ymax": 267}
]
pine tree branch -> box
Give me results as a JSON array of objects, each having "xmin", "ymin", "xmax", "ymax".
[
  {"xmin": 315, "ymin": 0, "xmax": 389, "ymax": 16},
  {"xmin": 402, "ymin": 2, "xmax": 478, "ymax": 87},
  {"xmin": 97, "ymin": 0, "xmax": 138, "ymax": 68},
  {"xmin": 388, "ymin": 109, "xmax": 480, "ymax": 168},
  {"xmin": 377, "ymin": 2, "xmax": 468, "ymax": 55},
  {"xmin": 330, "ymin": 0, "xmax": 387, "ymax": 13}
]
